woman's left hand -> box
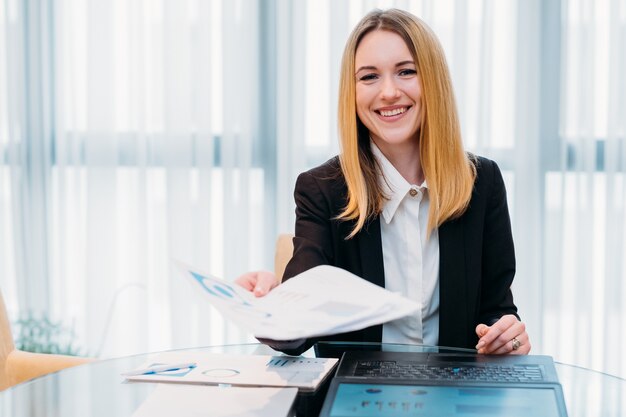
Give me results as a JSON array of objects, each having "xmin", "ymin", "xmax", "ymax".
[{"xmin": 475, "ymin": 314, "xmax": 531, "ymax": 355}]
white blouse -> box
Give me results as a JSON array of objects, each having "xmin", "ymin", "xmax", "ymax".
[{"xmin": 371, "ymin": 142, "xmax": 440, "ymax": 346}]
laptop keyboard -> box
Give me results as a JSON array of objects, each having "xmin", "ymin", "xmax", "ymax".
[{"xmin": 353, "ymin": 361, "xmax": 544, "ymax": 382}]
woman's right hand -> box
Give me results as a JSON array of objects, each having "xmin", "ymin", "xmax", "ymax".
[
  {"xmin": 234, "ymin": 271, "xmax": 278, "ymax": 297},
  {"xmin": 236, "ymin": 271, "xmax": 306, "ymax": 353}
]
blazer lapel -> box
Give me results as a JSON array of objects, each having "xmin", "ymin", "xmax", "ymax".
[
  {"xmin": 358, "ymin": 217, "xmax": 385, "ymax": 288},
  {"xmin": 438, "ymin": 218, "xmax": 469, "ymax": 347},
  {"xmin": 357, "ymin": 216, "xmax": 385, "ymax": 342}
]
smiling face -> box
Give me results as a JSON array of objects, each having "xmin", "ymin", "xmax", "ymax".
[{"xmin": 354, "ymin": 29, "xmax": 423, "ymax": 154}]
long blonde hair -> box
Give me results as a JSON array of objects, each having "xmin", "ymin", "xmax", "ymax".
[{"xmin": 337, "ymin": 8, "xmax": 476, "ymax": 238}]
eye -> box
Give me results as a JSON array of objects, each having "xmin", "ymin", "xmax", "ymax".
[
  {"xmin": 398, "ymin": 68, "xmax": 417, "ymax": 77},
  {"xmin": 358, "ymin": 73, "xmax": 379, "ymax": 82}
]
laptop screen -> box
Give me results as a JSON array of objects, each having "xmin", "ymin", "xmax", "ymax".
[{"xmin": 327, "ymin": 383, "xmax": 563, "ymax": 417}]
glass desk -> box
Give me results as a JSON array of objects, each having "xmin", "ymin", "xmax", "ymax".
[{"xmin": 1, "ymin": 342, "xmax": 624, "ymax": 417}]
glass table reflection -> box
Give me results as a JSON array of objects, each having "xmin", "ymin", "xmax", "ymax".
[{"xmin": 1, "ymin": 342, "xmax": 624, "ymax": 417}]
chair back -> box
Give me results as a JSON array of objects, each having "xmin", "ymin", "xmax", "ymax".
[
  {"xmin": 0, "ymin": 289, "xmax": 16, "ymax": 390},
  {"xmin": 0, "ymin": 288, "xmax": 95, "ymax": 390},
  {"xmin": 274, "ymin": 234, "xmax": 294, "ymax": 284}
]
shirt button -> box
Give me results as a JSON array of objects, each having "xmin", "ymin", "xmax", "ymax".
[{"xmin": 409, "ymin": 188, "xmax": 418, "ymax": 197}]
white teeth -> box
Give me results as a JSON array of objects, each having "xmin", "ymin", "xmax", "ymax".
[{"xmin": 380, "ymin": 107, "xmax": 407, "ymax": 117}]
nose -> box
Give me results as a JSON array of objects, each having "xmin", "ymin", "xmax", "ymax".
[{"xmin": 380, "ymin": 76, "xmax": 400, "ymax": 100}]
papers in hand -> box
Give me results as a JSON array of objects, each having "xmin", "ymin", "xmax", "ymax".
[
  {"xmin": 179, "ymin": 263, "xmax": 420, "ymax": 341},
  {"xmin": 123, "ymin": 351, "xmax": 338, "ymax": 393}
]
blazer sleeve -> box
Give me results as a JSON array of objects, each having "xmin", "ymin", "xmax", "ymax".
[
  {"xmin": 282, "ymin": 170, "xmax": 336, "ymax": 281},
  {"xmin": 478, "ymin": 160, "xmax": 519, "ymax": 325},
  {"xmin": 265, "ymin": 169, "xmax": 338, "ymax": 356}
]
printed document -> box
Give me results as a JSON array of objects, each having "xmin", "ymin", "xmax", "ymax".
[
  {"xmin": 124, "ymin": 351, "xmax": 337, "ymax": 392},
  {"xmin": 178, "ymin": 263, "xmax": 420, "ymax": 340}
]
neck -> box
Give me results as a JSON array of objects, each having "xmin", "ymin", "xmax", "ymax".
[{"xmin": 372, "ymin": 139, "xmax": 424, "ymax": 185}]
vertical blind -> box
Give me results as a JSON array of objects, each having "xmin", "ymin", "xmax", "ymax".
[{"xmin": 0, "ymin": 0, "xmax": 624, "ymax": 378}]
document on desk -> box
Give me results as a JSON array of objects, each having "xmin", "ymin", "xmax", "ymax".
[
  {"xmin": 178, "ymin": 263, "xmax": 420, "ymax": 340},
  {"xmin": 132, "ymin": 384, "xmax": 297, "ymax": 417},
  {"xmin": 123, "ymin": 351, "xmax": 338, "ymax": 393}
]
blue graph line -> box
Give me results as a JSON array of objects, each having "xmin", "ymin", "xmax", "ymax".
[
  {"xmin": 190, "ymin": 271, "xmax": 271, "ymax": 318},
  {"xmin": 191, "ymin": 272, "xmax": 252, "ymax": 306}
]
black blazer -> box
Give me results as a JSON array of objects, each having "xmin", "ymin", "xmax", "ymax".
[{"xmin": 282, "ymin": 155, "xmax": 518, "ymax": 354}]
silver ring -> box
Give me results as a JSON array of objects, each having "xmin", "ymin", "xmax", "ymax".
[{"xmin": 511, "ymin": 337, "xmax": 521, "ymax": 351}]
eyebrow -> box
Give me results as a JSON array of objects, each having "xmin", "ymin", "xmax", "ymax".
[{"xmin": 355, "ymin": 60, "xmax": 415, "ymax": 74}]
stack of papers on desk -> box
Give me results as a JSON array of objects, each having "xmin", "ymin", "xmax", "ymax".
[
  {"xmin": 123, "ymin": 351, "xmax": 338, "ymax": 393},
  {"xmin": 132, "ymin": 384, "xmax": 297, "ymax": 417},
  {"xmin": 178, "ymin": 263, "xmax": 419, "ymax": 340}
]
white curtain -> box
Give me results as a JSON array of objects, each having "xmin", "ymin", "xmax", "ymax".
[
  {"xmin": 1, "ymin": 0, "xmax": 270, "ymax": 356},
  {"xmin": 1, "ymin": 0, "xmax": 625, "ymax": 377},
  {"xmin": 544, "ymin": 0, "xmax": 626, "ymax": 376}
]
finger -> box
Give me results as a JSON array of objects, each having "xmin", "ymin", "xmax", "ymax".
[
  {"xmin": 234, "ymin": 272, "xmax": 258, "ymax": 291},
  {"xmin": 252, "ymin": 271, "xmax": 278, "ymax": 297},
  {"xmin": 480, "ymin": 321, "xmax": 525, "ymax": 354},
  {"xmin": 475, "ymin": 323, "xmax": 490, "ymax": 338},
  {"xmin": 516, "ymin": 335, "xmax": 532, "ymax": 355},
  {"xmin": 475, "ymin": 315, "xmax": 518, "ymax": 350},
  {"xmin": 500, "ymin": 333, "xmax": 530, "ymax": 355},
  {"xmin": 490, "ymin": 332, "xmax": 531, "ymax": 355},
  {"xmin": 476, "ymin": 317, "xmax": 519, "ymax": 353}
]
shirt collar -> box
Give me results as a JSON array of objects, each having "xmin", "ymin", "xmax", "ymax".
[{"xmin": 370, "ymin": 141, "xmax": 428, "ymax": 224}]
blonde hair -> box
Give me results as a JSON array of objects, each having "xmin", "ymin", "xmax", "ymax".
[{"xmin": 337, "ymin": 8, "xmax": 476, "ymax": 238}]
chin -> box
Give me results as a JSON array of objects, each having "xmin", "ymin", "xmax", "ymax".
[{"xmin": 375, "ymin": 132, "xmax": 418, "ymax": 145}]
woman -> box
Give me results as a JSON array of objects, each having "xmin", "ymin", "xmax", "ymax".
[{"xmin": 237, "ymin": 8, "xmax": 530, "ymax": 356}]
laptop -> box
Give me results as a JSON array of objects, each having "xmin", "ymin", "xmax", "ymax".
[{"xmin": 319, "ymin": 350, "xmax": 568, "ymax": 417}]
